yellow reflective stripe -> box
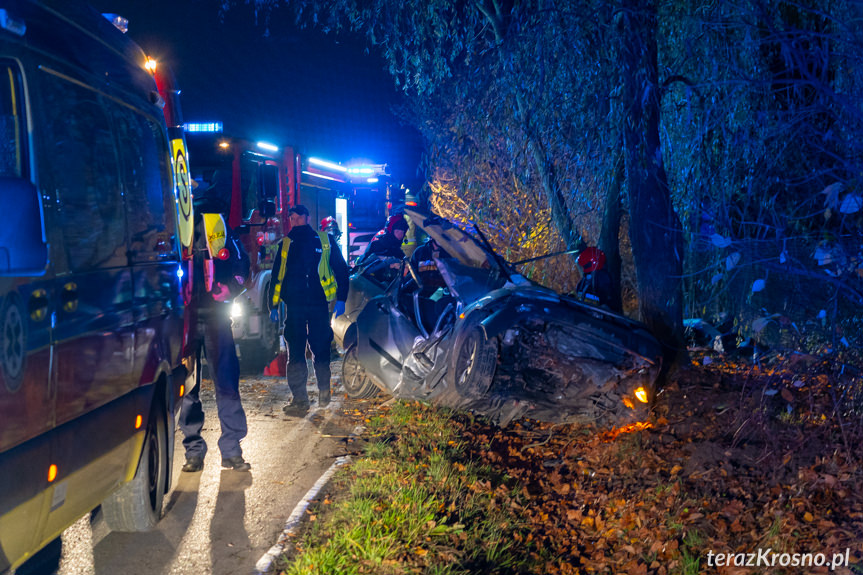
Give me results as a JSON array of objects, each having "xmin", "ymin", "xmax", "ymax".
[
  {"xmin": 272, "ymin": 233, "xmax": 337, "ymax": 305},
  {"xmin": 272, "ymin": 238, "xmax": 291, "ymax": 307},
  {"xmin": 317, "ymin": 231, "xmax": 337, "ymax": 302}
]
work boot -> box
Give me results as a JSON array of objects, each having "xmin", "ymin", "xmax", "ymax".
[
  {"xmin": 221, "ymin": 455, "xmax": 251, "ymax": 471},
  {"xmin": 181, "ymin": 456, "xmax": 204, "ymax": 472},
  {"xmin": 283, "ymin": 399, "xmax": 310, "ymax": 417},
  {"xmin": 319, "ymin": 389, "xmax": 331, "ymax": 408}
]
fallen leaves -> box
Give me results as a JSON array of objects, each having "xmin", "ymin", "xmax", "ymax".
[{"xmin": 441, "ymin": 352, "xmax": 863, "ymax": 574}]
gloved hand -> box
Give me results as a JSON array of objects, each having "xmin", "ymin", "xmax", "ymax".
[
  {"xmin": 211, "ymin": 282, "xmax": 231, "ymax": 302},
  {"xmin": 269, "ymin": 308, "xmax": 279, "ymax": 323},
  {"xmin": 334, "ymin": 301, "xmax": 346, "ymax": 317}
]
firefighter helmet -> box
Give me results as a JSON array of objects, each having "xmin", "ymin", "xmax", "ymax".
[
  {"xmin": 385, "ymin": 213, "xmax": 408, "ymax": 234},
  {"xmin": 577, "ymin": 247, "xmax": 606, "ymax": 274}
]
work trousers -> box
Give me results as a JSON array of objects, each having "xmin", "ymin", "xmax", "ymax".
[
  {"xmin": 179, "ymin": 314, "xmax": 248, "ymax": 459},
  {"xmin": 283, "ymin": 303, "xmax": 333, "ymax": 404}
]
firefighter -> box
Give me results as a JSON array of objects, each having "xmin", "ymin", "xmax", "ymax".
[
  {"xmin": 180, "ymin": 194, "xmax": 251, "ymax": 472},
  {"xmin": 575, "ymin": 247, "xmax": 613, "ymax": 308},
  {"xmin": 268, "ymin": 205, "xmax": 349, "ymax": 416},
  {"xmin": 357, "ymin": 212, "xmax": 409, "ymax": 264},
  {"xmin": 320, "ymin": 216, "xmax": 342, "ymax": 245}
]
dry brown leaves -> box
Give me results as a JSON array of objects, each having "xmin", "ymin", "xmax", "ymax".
[{"xmin": 446, "ymin": 351, "xmax": 863, "ymax": 574}]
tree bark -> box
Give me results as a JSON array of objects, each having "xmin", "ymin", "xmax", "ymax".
[
  {"xmin": 599, "ymin": 152, "xmax": 624, "ymax": 314},
  {"xmin": 618, "ymin": 0, "xmax": 687, "ymax": 372}
]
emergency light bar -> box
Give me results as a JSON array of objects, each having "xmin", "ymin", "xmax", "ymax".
[
  {"xmin": 101, "ymin": 13, "xmax": 128, "ymax": 34},
  {"xmin": 348, "ymin": 167, "xmax": 375, "ymax": 175},
  {"xmin": 185, "ymin": 122, "xmax": 223, "ymax": 133},
  {"xmin": 309, "ymin": 157, "xmax": 347, "ymax": 172},
  {"xmin": 257, "ymin": 142, "xmax": 279, "ymax": 152}
]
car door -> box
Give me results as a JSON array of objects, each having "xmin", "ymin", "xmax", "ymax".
[
  {"xmin": 355, "ymin": 287, "xmax": 421, "ymax": 394},
  {"xmin": 0, "ymin": 58, "xmax": 54, "ymax": 573},
  {"xmin": 36, "ymin": 70, "xmax": 138, "ymax": 524}
]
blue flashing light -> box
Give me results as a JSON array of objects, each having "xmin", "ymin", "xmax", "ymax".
[
  {"xmin": 367, "ymin": 177, "xmax": 379, "ymax": 183},
  {"xmin": 177, "ymin": 265, "xmax": 184, "ymax": 279},
  {"xmin": 309, "ymin": 157, "xmax": 347, "ymax": 172},
  {"xmin": 185, "ymin": 122, "xmax": 223, "ymax": 133},
  {"xmin": 257, "ymin": 142, "xmax": 279, "ymax": 152},
  {"xmin": 348, "ymin": 166, "xmax": 375, "ymax": 176}
]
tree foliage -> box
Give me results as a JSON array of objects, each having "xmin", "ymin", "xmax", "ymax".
[{"xmin": 231, "ymin": 0, "xmax": 863, "ymax": 358}]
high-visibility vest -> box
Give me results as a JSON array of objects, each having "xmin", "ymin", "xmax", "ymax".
[{"xmin": 272, "ymin": 231, "xmax": 337, "ymax": 306}]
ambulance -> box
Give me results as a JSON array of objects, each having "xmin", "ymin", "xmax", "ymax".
[{"xmin": 0, "ymin": 2, "xmax": 188, "ymax": 572}]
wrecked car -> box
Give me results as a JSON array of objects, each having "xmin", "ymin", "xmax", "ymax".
[{"xmin": 332, "ymin": 207, "xmax": 662, "ymax": 426}]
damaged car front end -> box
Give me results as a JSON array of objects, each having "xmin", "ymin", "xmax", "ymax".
[{"xmin": 333, "ymin": 207, "xmax": 662, "ymax": 427}]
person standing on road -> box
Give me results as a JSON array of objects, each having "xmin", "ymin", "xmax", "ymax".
[
  {"xmin": 180, "ymin": 192, "xmax": 252, "ymax": 472},
  {"xmin": 269, "ymin": 204, "xmax": 349, "ymax": 416}
]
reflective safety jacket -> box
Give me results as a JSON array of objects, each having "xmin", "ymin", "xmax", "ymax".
[{"xmin": 269, "ymin": 225, "xmax": 349, "ymax": 308}]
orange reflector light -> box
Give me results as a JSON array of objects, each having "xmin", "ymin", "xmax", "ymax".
[
  {"xmin": 459, "ymin": 313, "xmax": 465, "ymax": 319},
  {"xmin": 634, "ymin": 386, "xmax": 649, "ymax": 403},
  {"xmin": 179, "ymin": 384, "xmax": 185, "ymax": 397},
  {"xmin": 48, "ymin": 464, "xmax": 58, "ymax": 482},
  {"xmin": 135, "ymin": 415, "xmax": 143, "ymax": 429}
]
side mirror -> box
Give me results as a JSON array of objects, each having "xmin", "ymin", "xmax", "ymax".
[{"xmin": 0, "ymin": 177, "xmax": 48, "ymax": 275}]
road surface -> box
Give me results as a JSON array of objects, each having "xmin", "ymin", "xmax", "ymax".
[{"xmin": 56, "ymin": 367, "xmax": 358, "ymax": 575}]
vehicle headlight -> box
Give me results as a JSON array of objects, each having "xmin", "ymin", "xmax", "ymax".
[{"xmin": 230, "ymin": 301, "xmax": 243, "ymax": 318}]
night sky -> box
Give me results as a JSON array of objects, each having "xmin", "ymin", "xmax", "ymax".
[{"xmin": 91, "ymin": 0, "xmax": 425, "ymax": 185}]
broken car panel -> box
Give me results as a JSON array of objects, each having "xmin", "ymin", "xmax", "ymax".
[{"xmin": 333, "ymin": 207, "xmax": 662, "ymax": 427}]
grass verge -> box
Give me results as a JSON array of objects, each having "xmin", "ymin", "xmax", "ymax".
[{"xmin": 276, "ymin": 400, "xmax": 543, "ymax": 575}]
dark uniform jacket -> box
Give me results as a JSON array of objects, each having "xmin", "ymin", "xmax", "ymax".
[
  {"xmin": 268, "ymin": 224, "xmax": 349, "ymax": 309},
  {"xmin": 358, "ymin": 231, "xmax": 405, "ymax": 264}
]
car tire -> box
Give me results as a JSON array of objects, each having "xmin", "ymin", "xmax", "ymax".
[
  {"xmin": 449, "ymin": 325, "xmax": 497, "ymax": 401},
  {"xmin": 342, "ymin": 344, "xmax": 379, "ymax": 399},
  {"xmin": 102, "ymin": 398, "xmax": 168, "ymax": 532}
]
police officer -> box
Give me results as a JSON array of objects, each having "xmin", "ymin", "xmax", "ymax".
[
  {"xmin": 269, "ymin": 205, "xmax": 349, "ymax": 416},
  {"xmin": 180, "ymin": 194, "xmax": 251, "ymax": 472}
]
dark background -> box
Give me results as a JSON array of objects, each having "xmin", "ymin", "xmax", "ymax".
[{"xmin": 91, "ymin": 0, "xmax": 425, "ymax": 186}]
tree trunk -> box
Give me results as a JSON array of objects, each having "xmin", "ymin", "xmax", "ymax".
[
  {"xmin": 599, "ymin": 152, "xmax": 624, "ymax": 314},
  {"xmin": 618, "ymin": 0, "xmax": 687, "ymax": 373}
]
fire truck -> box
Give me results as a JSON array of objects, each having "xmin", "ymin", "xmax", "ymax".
[{"xmin": 184, "ymin": 127, "xmax": 396, "ymax": 372}]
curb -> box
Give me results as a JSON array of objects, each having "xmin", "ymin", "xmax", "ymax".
[{"xmin": 254, "ymin": 455, "xmax": 351, "ymax": 574}]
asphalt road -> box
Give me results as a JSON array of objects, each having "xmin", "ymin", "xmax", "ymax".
[{"xmin": 56, "ymin": 364, "xmax": 357, "ymax": 575}]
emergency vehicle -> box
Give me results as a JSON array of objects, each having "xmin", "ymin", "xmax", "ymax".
[
  {"xmin": 0, "ymin": 3, "xmax": 189, "ymax": 572},
  {"xmin": 183, "ymin": 128, "xmax": 394, "ymax": 371}
]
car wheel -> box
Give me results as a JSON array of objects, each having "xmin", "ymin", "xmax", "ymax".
[
  {"xmin": 102, "ymin": 398, "xmax": 168, "ymax": 532},
  {"xmin": 342, "ymin": 344, "xmax": 379, "ymax": 399},
  {"xmin": 450, "ymin": 326, "xmax": 497, "ymax": 401}
]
